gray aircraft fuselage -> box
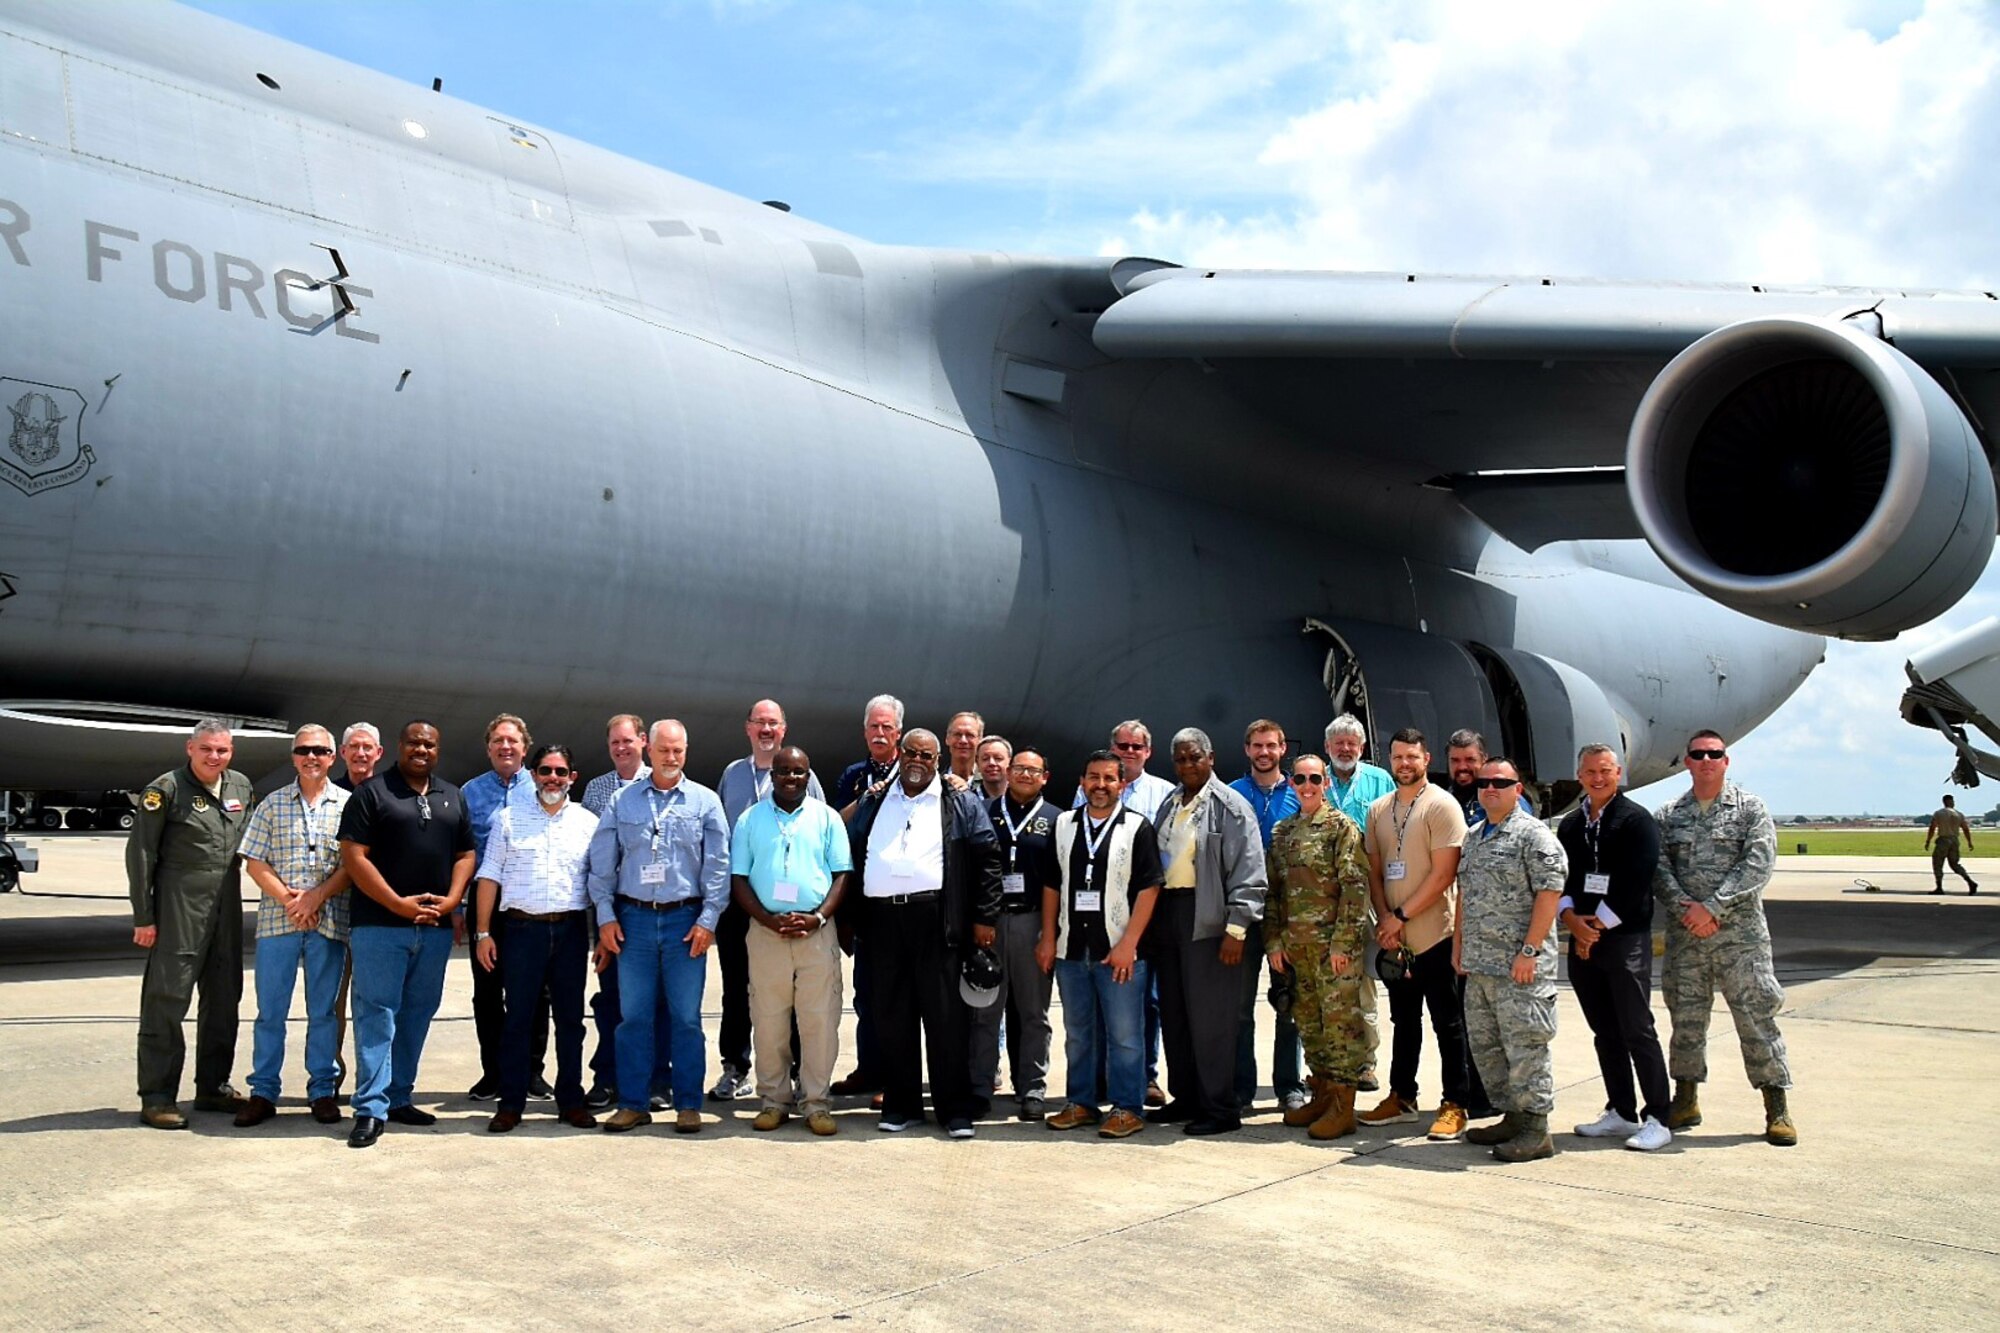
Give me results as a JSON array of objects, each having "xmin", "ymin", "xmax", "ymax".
[{"xmin": 0, "ymin": 1, "xmax": 1828, "ymax": 794}]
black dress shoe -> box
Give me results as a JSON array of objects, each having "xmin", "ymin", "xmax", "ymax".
[
  {"xmin": 488, "ymin": 1109, "xmax": 522, "ymax": 1133},
  {"xmin": 348, "ymin": 1115, "xmax": 384, "ymax": 1148},
  {"xmin": 233, "ymin": 1096, "xmax": 277, "ymax": 1127},
  {"xmin": 1184, "ymin": 1116, "xmax": 1242, "ymax": 1137},
  {"xmin": 311, "ymin": 1097, "xmax": 344, "ymax": 1124},
  {"xmin": 1147, "ymin": 1100, "xmax": 1193, "ymax": 1124},
  {"xmin": 386, "ymin": 1105, "xmax": 436, "ymax": 1126},
  {"xmin": 467, "ymin": 1076, "xmax": 499, "ymax": 1102},
  {"xmin": 1018, "ymin": 1097, "xmax": 1048, "ymax": 1122}
]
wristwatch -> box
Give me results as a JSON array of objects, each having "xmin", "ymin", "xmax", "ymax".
[
  {"xmin": 1392, "ymin": 906, "xmax": 1408, "ymax": 923},
  {"xmin": 473, "ymin": 931, "xmax": 491, "ymax": 942},
  {"xmin": 1518, "ymin": 944, "xmax": 1538, "ymax": 958}
]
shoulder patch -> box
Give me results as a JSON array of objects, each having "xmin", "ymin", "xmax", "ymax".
[{"xmin": 141, "ymin": 789, "xmax": 164, "ymax": 812}]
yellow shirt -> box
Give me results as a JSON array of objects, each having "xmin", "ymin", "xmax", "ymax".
[{"xmin": 1162, "ymin": 795, "xmax": 1202, "ymax": 889}]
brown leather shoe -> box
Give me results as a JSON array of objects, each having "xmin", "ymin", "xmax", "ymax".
[
  {"xmin": 806, "ymin": 1110, "xmax": 838, "ymax": 1136},
  {"xmin": 488, "ymin": 1109, "xmax": 522, "ymax": 1133},
  {"xmin": 233, "ymin": 1096, "xmax": 277, "ymax": 1127},
  {"xmin": 829, "ymin": 1071, "xmax": 879, "ymax": 1096},
  {"xmin": 869, "ymin": 1091, "xmax": 884, "ymax": 1111},
  {"xmin": 1144, "ymin": 1081, "xmax": 1166, "ymax": 1108},
  {"xmin": 1099, "ymin": 1108, "xmax": 1146, "ymax": 1139},
  {"xmin": 675, "ymin": 1108, "xmax": 703, "ymax": 1134},
  {"xmin": 140, "ymin": 1104, "xmax": 189, "ymax": 1130},
  {"xmin": 310, "ymin": 1097, "xmax": 344, "ymax": 1124},
  {"xmin": 1045, "ymin": 1103, "xmax": 1098, "ymax": 1131},
  {"xmin": 601, "ymin": 1108, "xmax": 652, "ymax": 1132},
  {"xmin": 191, "ymin": 1086, "xmax": 247, "ymax": 1114},
  {"xmin": 559, "ymin": 1107, "xmax": 597, "ymax": 1129}
]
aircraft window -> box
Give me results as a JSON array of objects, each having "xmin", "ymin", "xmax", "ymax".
[{"xmin": 256, "ymin": 73, "xmax": 280, "ymax": 90}]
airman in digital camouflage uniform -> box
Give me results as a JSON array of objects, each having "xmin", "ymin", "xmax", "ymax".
[
  {"xmin": 128, "ymin": 719, "xmax": 257, "ymax": 1128},
  {"xmin": 1456, "ymin": 758, "xmax": 1566, "ymax": 1162},
  {"xmin": 1653, "ymin": 728, "xmax": 1795, "ymax": 1146},
  {"xmin": 1265, "ymin": 754, "xmax": 1374, "ymax": 1140}
]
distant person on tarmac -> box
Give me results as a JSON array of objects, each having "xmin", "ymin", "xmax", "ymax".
[{"xmin": 1924, "ymin": 795, "xmax": 1979, "ymax": 895}]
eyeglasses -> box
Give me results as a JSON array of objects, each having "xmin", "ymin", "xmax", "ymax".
[
  {"xmin": 415, "ymin": 792, "xmax": 432, "ymax": 826},
  {"xmin": 900, "ymin": 748, "xmax": 939, "ymax": 762},
  {"xmin": 535, "ymin": 766, "xmax": 571, "ymax": 777},
  {"xmin": 1290, "ymin": 772, "xmax": 1325, "ymax": 785},
  {"xmin": 1475, "ymin": 777, "xmax": 1520, "ymax": 789},
  {"xmin": 293, "ymin": 746, "xmax": 333, "ymax": 757},
  {"xmin": 1112, "ymin": 741, "xmax": 1147, "ymax": 752},
  {"xmin": 1686, "ymin": 748, "xmax": 1727, "ymax": 761},
  {"xmin": 1008, "ymin": 765, "xmax": 1046, "ymax": 776}
]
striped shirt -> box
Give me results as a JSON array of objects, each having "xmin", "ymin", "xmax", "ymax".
[
  {"xmin": 238, "ymin": 779, "xmax": 352, "ymax": 941},
  {"xmin": 476, "ymin": 798, "xmax": 597, "ymax": 914}
]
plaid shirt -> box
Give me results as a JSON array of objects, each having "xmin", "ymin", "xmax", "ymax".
[{"xmin": 238, "ymin": 779, "xmax": 352, "ymax": 941}]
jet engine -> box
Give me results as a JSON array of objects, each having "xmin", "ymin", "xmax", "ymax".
[{"xmin": 1626, "ymin": 315, "xmax": 1996, "ymax": 639}]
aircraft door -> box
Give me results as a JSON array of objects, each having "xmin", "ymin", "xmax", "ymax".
[
  {"xmin": 1308, "ymin": 618, "xmax": 1503, "ymax": 766},
  {"xmin": 487, "ymin": 119, "xmax": 574, "ymax": 226}
]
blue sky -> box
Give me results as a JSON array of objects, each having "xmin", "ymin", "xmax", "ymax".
[{"xmin": 183, "ymin": 0, "xmax": 2000, "ymax": 815}]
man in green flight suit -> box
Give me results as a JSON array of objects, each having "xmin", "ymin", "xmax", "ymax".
[{"xmin": 129, "ymin": 718, "xmax": 257, "ymax": 1128}]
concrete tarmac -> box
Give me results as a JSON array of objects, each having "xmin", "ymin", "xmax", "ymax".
[{"xmin": 2, "ymin": 837, "xmax": 1996, "ymax": 1330}]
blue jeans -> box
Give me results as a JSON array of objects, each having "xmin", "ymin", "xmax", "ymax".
[
  {"xmin": 590, "ymin": 951, "xmax": 672, "ymax": 1096},
  {"xmin": 499, "ymin": 913, "xmax": 590, "ymax": 1113},
  {"xmin": 249, "ymin": 928, "xmax": 347, "ymax": 1102},
  {"xmin": 348, "ymin": 924, "xmax": 453, "ymax": 1119},
  {"xmin": 1057, "ymin": 957, "xmax": 1150, "ymax": 1114},
  {"xmin": 614, "ymin": 900, "xmax": 707, "ymax": 1112}
]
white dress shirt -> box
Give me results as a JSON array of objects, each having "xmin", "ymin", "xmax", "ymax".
[
  {"xmin": 864, "ymin": 776, "xmax": 945, "ymax": 897},
  {"xmin": 477, "ymin": 796, "xmax": 597, "ymax": 913}
]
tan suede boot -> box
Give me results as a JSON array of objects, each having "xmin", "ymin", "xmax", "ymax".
[
  {"xmin": 1668, "ymin": 1079, "xmax": 1703, "ymax": 1130},
  {"xmin": 1762, "ymin": 1087, "xmax": 1797, "ymax": 1147},
  {"xmin": 1284, "ymin": 1075, "xmax": 1334, "ymax": 1127},
  {"xmin": 1307, "ymin": 1084, "xmax": 1357, "ymax": 1140}
]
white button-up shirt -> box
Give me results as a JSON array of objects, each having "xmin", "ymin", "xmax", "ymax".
[
  {"xmin": 865, "ymin": 776, "xmax": 945, "ymax": 897},
  {"xmin": 477, "ymin": 796, "xmax": 597, "ymax": 913}
]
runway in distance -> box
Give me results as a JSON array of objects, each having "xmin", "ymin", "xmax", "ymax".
[{"xmin": 3, "ymin": 0, "xmax": 1999, "ymax": 799}]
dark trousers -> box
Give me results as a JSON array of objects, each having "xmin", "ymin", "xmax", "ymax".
[
  {"xmin": 1386, "ymin": 937, "xmax": 1483, "ymax": 1109},
  {"xmin": 136, "ymin": 887, "xmax": 241, "ymax": 1103},
  {"xmin": 715, "ymin": 900, "xmax": 753, "ymax": 1073},
  {"xmin": 1571, "ymin": 931, "xmax": 1671, "ymax": 1124},
  {"xmin": 866, "ymin": 897, "xmax": 972, "ymax": 1123},
  {"xmin": 1235, "ymin": 919, "xmax": 1304, "ymax": 1104},
  {"xmin": 589, "ymin": 951, "xmax": 671, "ymax": 1095},
  {"xmin": 472, "ymin": 938, "xmax": 548, "ymax": 1081},
  {"xmin": 497, "ymin": 913, "xmax": 589, "ymax": 1113},
  {"xmin": 1153, "ymin": 891, "xmax": 1245, "ymax": 1124},
  {"xmin": 847, "ymin": 932, "xmax": 882, "ymax": 1085}
]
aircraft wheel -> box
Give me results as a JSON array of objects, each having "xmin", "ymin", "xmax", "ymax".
[{"xmin": 37, "ymin": 809, "xmax": 62, "ymax": 831}]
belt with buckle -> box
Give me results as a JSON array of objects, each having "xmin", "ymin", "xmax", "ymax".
[
  {"xmin": 502, "ymin": 908, "xmax": 582, "ymax": 923},
  {"xmin": 873, "ymin": 890, "xmax": 940, "ymax": 906},
  {"xmin": 617, "ymin": 895, "xmax": 698, "ymax": 912}
]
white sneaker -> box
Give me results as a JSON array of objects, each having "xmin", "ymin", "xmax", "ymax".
[
  {"xmin": 1575, "ymin": 1108, "xmax": 1643, "ymax": 1138},
  {"xmin": 1624, "ymin": 1117, "xmax": 1673, "ymax": 1152}
]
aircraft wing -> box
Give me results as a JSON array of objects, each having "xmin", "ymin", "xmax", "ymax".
[{"xmin": 1089, "ymin": 265, "xmax": 2000, "ymax": 639}]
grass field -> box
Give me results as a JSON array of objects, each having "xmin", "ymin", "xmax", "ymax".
[{"xmin": 1776, "ymin": 828, "xmax": 1949, "ymax": 857}]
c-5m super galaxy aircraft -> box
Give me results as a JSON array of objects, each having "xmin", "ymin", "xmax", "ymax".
[{"xmin": 3, "ymin": 0, "xmax": 1998, "ymax": 799}]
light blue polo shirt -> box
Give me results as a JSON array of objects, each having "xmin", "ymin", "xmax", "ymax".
[
  {"xmin": 1330, "ymin": 762, "xmax": 1396, "ymax": 831},
  {"xmin": 730, "ymin": 795, "xmax": 852, "ymax": 913}
]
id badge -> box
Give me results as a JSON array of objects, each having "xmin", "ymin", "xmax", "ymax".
[
  {"xmin": 1002, "ymin": 872, "xmax": 1026, "ymax": 896},
  {"xmin": 1075, "ymin": 890, "xmax": 1103, "ymax": 912},
  {"xmin": 1583, "ymin": 872, "xmax": 1611, "ymax": 897},
  {"xmin": 773, "ymin": 881, "xmax": 801, "ymax": 904},
  {"xmin": 639, "ymin": 862, "xmax": 667, "ymax": 885},
  {"xmin": 1385, "ymin": 860, "xmax": 1407, "ymax": 882}
]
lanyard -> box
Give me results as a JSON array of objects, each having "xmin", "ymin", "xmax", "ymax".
[
  {"xmin": 1002, "ymin": 797, "xmax": 1047, "ymax": 870},
  {"xmin": 1582, "ymin": 800, "xmax": 1605, "ymax": 873},
  {"xmin": 1390, "ymin": 793, "xmax": 1418, "ymax": 859},
  {"xmin": 1082, "ymin": 812, "xmax": 1115, "ymax": 893},
  {"xmin": 773, "ymin": 805, "xmax": 804, "ymax": 873},
  {"xmin": 296, "ymin": 789, "xmax": 327, "ymax": 867},
  {"xmin": 750, "ymin": 763, "xmax": 772, "ymax": 806},
  {"xmin": 1248, "ymin": 779, "xmax": 1285, "ymax": 827},
  {"xmin": 646, "ymin": 787, "xmax": 674, "ymax": 856}
]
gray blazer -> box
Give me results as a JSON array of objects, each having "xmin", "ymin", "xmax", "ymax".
[{"xmin": 1152, "ymin": 775, "xmax": 1267, "ymax": 940}]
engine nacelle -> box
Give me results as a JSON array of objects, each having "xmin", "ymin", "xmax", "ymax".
[{"xmin": 1626, "ymin": 315, "xmax": 1996, "ymax": 639}]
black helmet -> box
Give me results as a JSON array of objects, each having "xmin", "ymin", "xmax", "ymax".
[
  {"xmin": 1375, "ymin": 945, "xmax": 1415, "ymax": 985},
  {"xmin": 959, "ymin": 945, "xmax": 1003, "ymax": 1008}
]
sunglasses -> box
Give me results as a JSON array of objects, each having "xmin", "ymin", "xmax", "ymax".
[
  {"xmin": 1686, "ymin": 748, "xmax": 1727, "ymax": 761},
  {"xmin": 900, "ymin": 748, "xmax": 939, "ymax": 761},
  {"xmin": 1475, "ymin": 777, "xmax": 1520, "ymax": 789},
  {"xmin": 535, "ymin": 765, "xmax": 571, "ymax": 777},
  {"xmin": 1112, "ymin": 741, "xmax": 1148, "ymax": 752},
  {"xmin": 1290, "ymin": 772, "xmax": 1325, "ymax": 785},
  {"xmin": 293, "ymin": 745, "xmax": 333, "ymax": 757},
  {"xmin": 415, "ymin": 792, "xmax": 432, "ymax": 826}
]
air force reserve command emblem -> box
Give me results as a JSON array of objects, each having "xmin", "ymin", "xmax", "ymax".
[{"xmin": 1, "ymin": 379, "xmax": 94, "ymax": 497}]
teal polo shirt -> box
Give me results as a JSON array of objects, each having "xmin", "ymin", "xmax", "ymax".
[
  {"xmin": 1330, "ymin": 763, "xmax": 1396, "ymax": 830},
  {"xmin": 729, "ymin": 795, "xmax": 852, "ymax": 913}
]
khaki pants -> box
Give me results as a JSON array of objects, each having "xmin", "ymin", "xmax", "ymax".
[{"xmin": 746, "ymin": 920, "xmax": 843, "ymax": 1114}]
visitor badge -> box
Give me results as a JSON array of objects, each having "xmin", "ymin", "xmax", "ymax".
[
  {"xmin": 639, "ymin": 862, "xmax": 667, "ymax": 885},
  {"xmin": 773, "ymin": 880, "xmax": 800, "ymax": 904},
  {"xmin": 1385, "ymin": 860, "xmax": 1407, "ymax": 882},
  {"xmin": 1002, "ymin": 873, "xmax": 1026, "ymax": 896},
  {"xmin": 1075, "ymin": 890, "xmax": 1103, "ymax": 912},
  {"xmin": 1594, "ymin": 902, "xmax": 1624, "ymax": 930},
  {"xmin": 1583, "ymin": 873, "xmax": 1611, "ymax": 896}
]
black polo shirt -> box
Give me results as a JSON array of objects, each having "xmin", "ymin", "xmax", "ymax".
[
  {"xmin": 337, "ymin": 767, "xmax": 475, "ymax": 929},
  {"xmin": 1061, "ymin": 808, "xmax": 1164, "ymax": 963},
  {"xmin": 989, "ymin": 793, "xmax": 1061, "ymax": 915}
]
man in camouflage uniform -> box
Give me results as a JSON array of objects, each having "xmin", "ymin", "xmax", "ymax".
[
  {"xmin": 127, "ymin": 719, "xmax": 257, "ymax": 1128},
  {"xmin": 1653, "ymin": 728, "xmax": 1795, "ymax": 1146},
  {"xmin": 1266, "ymin": 754, "xmax": 1375, "ymax": 1140},
  {"xmin": 1456, "ymin": 758, "xmax": 1566, "ymax": 1162}
]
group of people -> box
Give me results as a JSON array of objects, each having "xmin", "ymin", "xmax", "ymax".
[{"xmin": 125, "ymin": 699, "xmax": 1799, "ymax": 1156}]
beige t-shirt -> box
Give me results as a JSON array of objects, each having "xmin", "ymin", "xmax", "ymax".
[{"xmin": 1365, "ymin": 783, "xmax": 1468, "ymax": 954}]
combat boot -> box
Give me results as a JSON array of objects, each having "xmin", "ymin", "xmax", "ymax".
[
  {"xmin": 1668, "ymin": 1079, "xmax": 1702, "ymax": 1130},
  {"xmin": 1762, "ymin": 1087, "xmax": 1798, "ymax": 1147},
  {"xmin": 1284, "ymin": 1075, "xmax": 1334, "ymax": 1128},
  {"xmin": 1493, "ymin": 1113, "xmax": 1555, "ymax": 1162},
  {"xmin": 1465, "ymin": 1112, "xmax": 1522, "ymax": 1146},
  {"xmin": 1307, "ymin": 1085, "xmax": 1357, "ymax": 1140}
]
